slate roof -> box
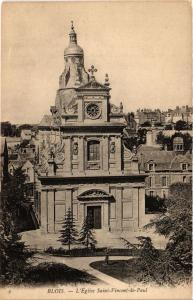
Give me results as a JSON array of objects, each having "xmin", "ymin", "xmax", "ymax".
[
  {"xmin": 137, "ymin": 145, "xmax": 192, "ymax": 172},
  {"xmin": 39, "ymin": 115, "xmax": 53, "ymax": 126}
]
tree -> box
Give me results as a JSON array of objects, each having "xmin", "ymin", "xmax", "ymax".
[
  {"xmin": 4, "ymin": 167, "xmax": 30, "ymax": 231},
  {"xmin": 141, "ymin": 121, "xmax": 151, "ymax": 127},
  {"xmin": 58, "ymin": 208, "xmax": 78, "ymax": 251},
  {"xmin": 146, "ymin": 183, "xmax": 192, "ymax": 278},
  {"xmin": 79, "ymin": 216, "xmax": 97, "ymax": 250},
  {"xmin": 0, "ymin": 170, "xmax": 33, "ymax": 285},
  {"xmin": 175, "ymin": 120, "xmax": 188, "ymax": 131},
  {"xmin": 0, "ymin": 215, "xmax": 32, "ymax": 285},
  {"xmin": 137, "ymin": 128, "xmax": 147, "ymax": 144},
  {"xmin": 145, "ymin": 195, "xmax": 166, "ymax": 214},
  {"xmin": 165, "ymin": 124, "xmax": 173, "ymax": 130},
  {"xmin": 123, "ymin": 183, "xmax": 192, "ymax": 285}
]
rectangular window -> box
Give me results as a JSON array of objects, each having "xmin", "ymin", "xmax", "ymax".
[
  {"xmin": 162, "ymin": 176, "xmax": 167, "ymax": 187},
  {"xmin": 182, "ymin": 163, "xmax": 187, "ymax": 170},
  {"xmin": 149, "ymin": 177, "xmax": 153, "ymax": 187},
  {"xmin": 87, "ymin": 141, "xmax": 100, "ymax": 161},
  {"xmin": 148, "ymin": 163, "xmax": 154, "ymax": 171},
  {"xmin": 150, "ymin": 191, "xmax": 154, "ymax": 197}
]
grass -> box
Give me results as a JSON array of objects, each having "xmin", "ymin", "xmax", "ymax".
[
  {"xmin": 90, "ymin": 259, "xmax": 140, "ymax": 284},
  {"xmin": 24, "ymin": 262, "xmax": 100, "ymax": 286},
  {"xmin": 90, "ymin": 259, "xmax": 192, "ymax": 286}
]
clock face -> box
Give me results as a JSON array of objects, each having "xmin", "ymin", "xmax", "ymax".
[{"xmin": 86, "ymin": 103, "xmax": 101, "ymax": 119}]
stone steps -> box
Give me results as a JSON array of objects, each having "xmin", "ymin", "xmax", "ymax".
[{"xmin": 94, "ymin": 230, "xmax": 127, "ymax": 248}]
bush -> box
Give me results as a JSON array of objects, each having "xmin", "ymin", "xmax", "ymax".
[
  {"xmin": 25, "ymin": 262, "xmax": 97, "ymax": 285},
  {"xmin": 44, "ymin": 247, "xmax": 134, "ymax": 257}
]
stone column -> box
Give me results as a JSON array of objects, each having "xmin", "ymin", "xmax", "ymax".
[
  {"xmin": 47, "ymin": 190, "xmax": 55, "ymax": 233},
  {"xmin": 78, "ymin": 203, "xmax": 85, "ymax": 226},
  {"xmin": 138, "ymin": 187, "xmax": 145, "ymax": 228},
  {"xmin": 78, "ymin": 98, "xmax": 84, "ymax": 122},
  {"xmin": 116, "ymin": 187, "xmax": 122, "ymax": 231},
  {"xmin": 41, "ymin": 190, "xmax": 47, "ymax": 233},
  {"xmin": 64, "ymin": 137, "xmax": 71, "ymax": 175},
  {"xmin": 103, "ymin": 202, "xmax": 110, "ymax": 231},
  {"xmin": 115, "ymin": 136, "xmax": 122, "ymax": 172},
  {"xmin": 132, "ymin": 187, "xmax": 139, "ymax": 231},
  {"xmin": 78, "ymin": 136, "xmax": 84, "ymax": 173},
  {"xmin": 66, "ymin": 189, "xmax": 72, "ymax": 211},
  {"xmin": 102, "ymin": 136, "xmax": 109, "ymax": 173}
]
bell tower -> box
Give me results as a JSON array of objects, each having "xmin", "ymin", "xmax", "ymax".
[
  {"xmin": 59, "ymin": 21, "xmax": 89, "ymax": 90},
  {"xmin": 55, "ymin": 22, "xmax": 89, "ymax": 114}
]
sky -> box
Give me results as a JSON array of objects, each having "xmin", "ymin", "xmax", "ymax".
[{"xmin": 2, "ymin": 1, "xmax": 192, "ymax": 124}]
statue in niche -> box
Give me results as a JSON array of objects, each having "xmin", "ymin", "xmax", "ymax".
[
  {"xmin": 110, "ymin": 142, "xmax": 116, "ymax": 154},
  {"xmin": 73, "ymin": 142, "xmax": 78, "ymax": 155}
]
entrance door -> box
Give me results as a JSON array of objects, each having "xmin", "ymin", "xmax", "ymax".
[{"xmin": 87, "ymin": 206, "xmax": 101, "ymax": 229}]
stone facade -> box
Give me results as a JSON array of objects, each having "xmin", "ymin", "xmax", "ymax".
[{"xmin": 36, "ymin": 24, "xmax": 146, "ymax": 233}]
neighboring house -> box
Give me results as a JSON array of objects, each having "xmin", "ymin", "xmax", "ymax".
[
  {"xmin": 22, "ymin": 160, "xmax": 35, "ymax": 183},
  {"xmin": 18, "ymin": 139, "xmax": 36, "ymax": 162},
  {"xmin": 164, "ymin": 105, "xmax": 192, "ymax": 124},
  {"xmin": 1, "ymin": 137, "xmax": 9, "ymax": 183},
  {"xmin": 5, "ymin": 136, "xmax": 21, "ymax": 149},
  {"xmin": 135, "ymin": 109, "xmax": 165, "ymax": 126},
  {"xmin": 137, "ymin": 145, "xmax": 192, "ymax": 199},
  {"xmin": 8, "ymin": 160, "xmax": 22, "ymax": 176},
  {"xmin": 22, "ymin": 160, "xmax": 35, "ymax": 203},
  {"xmin": 21, "ymin": 129, "xmax": 32, "ymax": 141}
]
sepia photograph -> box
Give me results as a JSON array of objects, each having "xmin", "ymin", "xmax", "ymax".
[{"xmin": 1, "ymin": 1, "xmax": 192, "ymax": 299}]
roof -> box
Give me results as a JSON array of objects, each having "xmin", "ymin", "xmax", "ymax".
[
  {"xmin": 64, "ymin": 43, "xmax": 83, "ymax": 56},
  {"xmin": 173, "ymin": 136, "xmax": 183, "ymax": 143},
  {"xmin": 8, "ymin": 160, "xmax": 22, "ymax": 169},
  {"xmin": 76, "ymin": 79, "xmax": 109, "ymax": 91},
  {"xmin": 137, "ymin": 145, "xmax": 192, "ymax": 171},
  {"xmin": 39, "ymin": 115, "xmax": 53, "ymax": 126}
]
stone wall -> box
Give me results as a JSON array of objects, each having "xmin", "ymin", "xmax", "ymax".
[{"xmin": 39, "ymin": 182, "xmax": 145, "ymax": 234}]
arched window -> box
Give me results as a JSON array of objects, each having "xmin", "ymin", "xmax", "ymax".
[{"xmin": 87, "ymin": 140, "xmax": 100, "ymax": 161}]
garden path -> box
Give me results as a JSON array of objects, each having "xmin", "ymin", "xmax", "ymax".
[{"xmin": 33, "ymin": 253, "xmax": 132, "ymax": 287}]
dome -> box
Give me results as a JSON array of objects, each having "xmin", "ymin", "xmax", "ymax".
[
  {"xmin": 64, "ymin": 21, "xmax": 84, "ymax": 57},
  {"xmin": 64, "ymin": 44, "xmax": 83, "ymax": 56}
]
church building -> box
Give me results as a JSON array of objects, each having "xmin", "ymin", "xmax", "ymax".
[{"xmin": 36, "ymin": 23, "xmax": 146, "ymax": 233}]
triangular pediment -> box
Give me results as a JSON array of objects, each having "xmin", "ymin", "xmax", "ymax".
[{"xmin": 76, "ymin": 80, "xmax": 110, "ymax": 91}]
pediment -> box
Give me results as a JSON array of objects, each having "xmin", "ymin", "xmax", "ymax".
[
  {"xmin": 78, "ymin": 189, "xmax": 113, "ymax": 200},
  {"xmin": 76, "ymin": 80, "xmax": 109, "ymax": 91}
]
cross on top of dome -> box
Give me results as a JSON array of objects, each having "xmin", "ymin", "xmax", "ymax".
[{"xmin": 71, "ymin": 20, "xmax": 74, "ymax": 30}]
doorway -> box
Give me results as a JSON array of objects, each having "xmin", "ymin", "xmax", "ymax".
[{"xmin": 87, "ymin": 206, "xmax": 101, "ymax": 229}]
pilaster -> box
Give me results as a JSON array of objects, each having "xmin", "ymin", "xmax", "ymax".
[
  {"xmin": 103, "ymin": 202, "xmax": 110, "ymax": 230},
  {"xmin": 66, "ymin": 189, "xmax": 72, "ymax": 211},
  {"xmin": 115, "ymin": 136, "xmax": 122, "ymax": 172},
  {"xmin": 40, "ymin": 190, "xmax": 47, "ymax": 233},
  {"xmin": 102, "ymin": 136, "xmax": 109, "ymax": 173},
  {"xmin": 64, "ymin": 137, "xmax": 72, "ymax": 175},
  {"xmin": 47, "ymin": 190, "xmax": 55, "ymax": 233},
  {"xmin": 138, "ymin": 187, "xmax": 145, "ymax": 228},
  {"xmin": 78, "ymin": 136, "xmax": 85, "ymax": 173},
  {"xmin": 116, "ymin": 187, "xmax": 122, "ymax": 230}
]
